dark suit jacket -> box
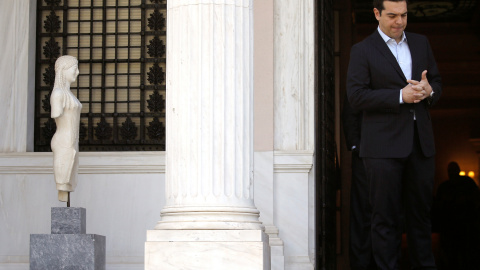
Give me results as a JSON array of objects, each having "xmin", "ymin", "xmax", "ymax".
[
  {"xmin": 342, "ymin": 96, "xmax": 362, "ymax": 151},
  {"xmin": 347, "ymin": 30, "xmax": 442, "ymax": 158}
]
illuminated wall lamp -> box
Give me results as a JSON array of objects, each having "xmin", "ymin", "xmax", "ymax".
[{"xmin": 459, "ymin": 171, "xmax": 476, "ymax": 178}]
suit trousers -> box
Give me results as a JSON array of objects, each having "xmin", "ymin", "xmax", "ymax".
[
  {"xmin": 350, "ymin": 151, "xmax": 376, "ymax": 270},
  {"xmin": 363, "ymin": 123, "xmax": 436, "ymax": 270}
]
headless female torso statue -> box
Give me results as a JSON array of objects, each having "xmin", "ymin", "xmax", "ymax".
[{"xmin": 50, "ymin": 55, "xmax": 82, "ymax": 204}]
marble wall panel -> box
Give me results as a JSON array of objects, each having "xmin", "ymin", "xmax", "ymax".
[
  {"xmin": 273, "ymin": 150, "xmax": 314, "ymax": 270},
  {"xmin": 0, "ymin": 0, "xmax": 36, "ymax": 152},
  {"xmin": 254, "ymin": 151, "xmax": 274, "ymax": 224},
  {"xmin": 273, "ymin": 0, "xmax": 314, "ymax": 151},
  {"xmin": 0, "ymin": 165, "xmax": 164, "ymax": 269},
  {"xmin": 274, "ymin": 171, "xmax": 310, "ymax": 255}
]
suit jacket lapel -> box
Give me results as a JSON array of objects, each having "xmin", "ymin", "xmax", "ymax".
[
  {"xmin": 406, "ymin": 32, "xmax": 421, "ymax": 81},
  {"xmin": 370, "ymin": 30, "xmax": 407, "ymax": 82}
]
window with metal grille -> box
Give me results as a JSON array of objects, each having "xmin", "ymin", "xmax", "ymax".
[{"xmin": 35, "ymin": 0, "xmax": 166, "ymax": 151}]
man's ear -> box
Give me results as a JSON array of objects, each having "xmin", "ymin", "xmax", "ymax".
[{"xmin": 373, "ymin": 8, "xmax": 381, "ymax": 20}]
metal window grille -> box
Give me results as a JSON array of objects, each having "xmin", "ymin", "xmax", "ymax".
[{"xmin": 35, "ymin": 0, "xmax": 167, "ymax": 151}]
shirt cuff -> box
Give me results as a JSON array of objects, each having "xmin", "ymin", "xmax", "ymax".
[{"xmin": 400, "ymin": 89, "xmax": 404, "ymax": 104}]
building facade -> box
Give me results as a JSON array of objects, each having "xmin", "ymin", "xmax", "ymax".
[{"xmin": 0, "ymin": 0, "xmax": 333, "ymax": 269}]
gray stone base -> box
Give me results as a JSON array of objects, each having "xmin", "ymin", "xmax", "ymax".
[
  {"xmin": 51, "ymin": 207, "xmax": 86, "ymax": 234},
  {"xmin": 30, "ymin": 234, "xmax": 105, "ymax": 270},
  {"xmin": 30, "ymin": 207, "xmax": 106, "ymax": 270}
]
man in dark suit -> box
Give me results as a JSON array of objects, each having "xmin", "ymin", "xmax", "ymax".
[
  {"xmin": 346, "ymin": 0, "xmax": 442, "ymax": 269},
  {"xmin": 342, "ymin": 98, "xmax": 376, "ymax": 270}
]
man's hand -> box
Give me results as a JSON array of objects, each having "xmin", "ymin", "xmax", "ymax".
[{"xmin": 402, "ymin": 70, "xmax": 432, "ymax": 103}]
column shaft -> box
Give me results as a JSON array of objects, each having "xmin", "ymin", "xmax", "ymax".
[{"xmin": 156, "ymin": 0, "xmax": 261, "ymax": 230}]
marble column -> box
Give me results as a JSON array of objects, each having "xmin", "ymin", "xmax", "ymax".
[{"xmin": 145, "ymin": 0, "xmax": 269, "ymax": 269}]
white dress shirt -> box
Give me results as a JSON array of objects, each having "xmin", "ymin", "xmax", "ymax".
[{"xmin": 377, "ymin": 26, "xmax": 412, "ymax": 104}]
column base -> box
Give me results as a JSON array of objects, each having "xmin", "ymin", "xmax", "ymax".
[
  {"xmin": 145, "ymin": 229, "xmax": 270, "ymax": 270},
  {"xmin": 155, "ymin": 206, "xmax": 264, "ymax": 230}
]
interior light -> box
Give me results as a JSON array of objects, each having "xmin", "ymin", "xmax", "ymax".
[
  {"xmin": 468, "ymin": 171, "xmax": 475, "ymax": 178},
  {"xmin": 459, "ymin": 171, "xmax": 466, "ymax": 176}
]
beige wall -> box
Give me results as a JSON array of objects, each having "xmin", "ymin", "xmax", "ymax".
[{"xmin": 253, "ymin": 0, "xmax": 274, "ymax": 151}]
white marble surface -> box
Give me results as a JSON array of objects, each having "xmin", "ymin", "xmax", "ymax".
[
  {"xmin": 0, "ymin": 0, "xmax": 318, "ymax": 268},
  {"xmin": 273, "ymin": 0, "xmax": 315, "ymax": 151},
  {"xmin": 145, "ymin": 230, "xmax": 270, "ymax": 270},
  {"xmin": 265, "ymin": 225, "xmax": 285, "ymax": 270},
  {"xmin": 0, "ymin": 165, "xmax": 164, "ymax": 268},
  {"xmin": 274, "ymin": 173, "xmax": 310, "ymax": 257},
  {"xmin": 147, "ymin": 229, "xmax": 267, "ymax": 242},
  {"xmin": 308, "ymin": 163, "xmax": 316, "ymax": 265},
  {"xmin": 147, "ymin": 0, "xmax": 270, "ymax": 268},
  {"xmin": 0, "ymin": 150, "xmax": 314, "ymax": 269},
  {"xmin": 255, "ymin": 150, "xmax": 314, "ymax": 269},
  {"xmin": 274, "ymin": 150, "xmax": 314, "ymax": 173},
  {"xmin": 0, "ymin": 0, "xmax": 36, "ymax": 152},
  {"xmin": 285, "ymin": 256, "xmax": 315, "ymax": 270},
  {"xmin": 0, "ymin": 152, "xmax": 165, "ymax": 174},
  {"xmin": 157, "ymin": 0, "xmax": 262, "ymax": 230},
  {"xmin": 254, "ymin": 151, "xmax": 275, "ymax": 224},
  {"xmin": 254, "ymin": 151, "xmax": 286, "ymax": 269},
  {"xmin": 274, "ymin": 152, "xmax": 314, "ymax": 269},
  {"xmin": 50, "ymin": 56, "xmax": 82, "ymax": 198}
]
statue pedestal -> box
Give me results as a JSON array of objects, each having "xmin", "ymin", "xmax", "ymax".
[
  {"xmin": 145, "ymin": 230, "xmax": 270, "ymax": 270},
  {"xmin": 30, "ymin": 207, "xmax": 106, "ymax": 270}
]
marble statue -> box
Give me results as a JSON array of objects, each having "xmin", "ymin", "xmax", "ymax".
[{"xmin": 50, "ymin": 55, "xmax": 82, "ymax": 203}]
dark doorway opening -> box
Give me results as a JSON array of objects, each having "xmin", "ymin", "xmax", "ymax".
[
  {"xmin": 334, "ymin": 0, "xmax": 480, "ymax": 269},
  {"xmin": 315, "ymin": 0, "xmax": 337, "ymax": 269}
]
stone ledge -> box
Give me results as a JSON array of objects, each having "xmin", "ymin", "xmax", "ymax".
[
  {"xmin": 0, "ymin": 152, "xmax": 165, "ymax": 174},
  {"xmin": 0, "ymin": 263, "xmax": 145, "ymax": 270},
  {"xmin": 274, "ymin": 150, "xmax": 314, "ymax": 173}
]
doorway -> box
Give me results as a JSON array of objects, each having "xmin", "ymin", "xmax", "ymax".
[{"xmin": 333, "ymin": 0, "xmax": 480, "ymax": 269}]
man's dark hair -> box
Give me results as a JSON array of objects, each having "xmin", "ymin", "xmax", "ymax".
[{"xmin": 373, "ymin": 0, "xmax": 408, "ymax": 14}]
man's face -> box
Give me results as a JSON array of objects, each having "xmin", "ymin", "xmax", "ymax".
[{"xmin": 374, "ymin": 1, "xmax": 407, "ymax": 42}]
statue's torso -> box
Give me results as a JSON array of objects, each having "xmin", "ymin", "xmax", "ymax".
[{"xmin": 51, "ymin": 89, "xmax": 82, "ymax": 149}]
